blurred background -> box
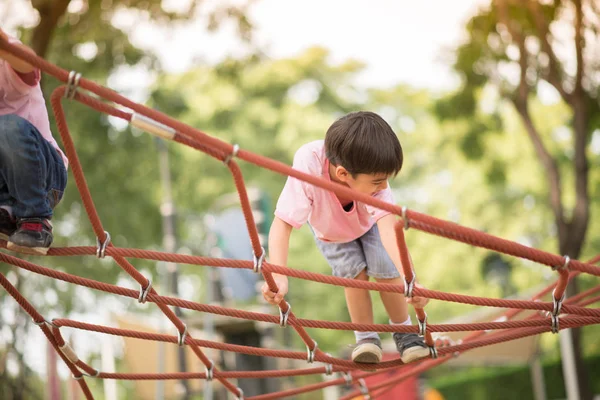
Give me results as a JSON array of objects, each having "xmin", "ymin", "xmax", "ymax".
[{"xmin": 1, "ymin": 0, "xmax": 600, "ymax": 399}]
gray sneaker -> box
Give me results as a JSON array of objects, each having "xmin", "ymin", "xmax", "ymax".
[
  {"xmin": 393, "ymin": 333, "xmax": 430, "ymax": 363},
  {"xmin": 351, "ymin": 337, "xmax": 383, "ymax": 364}
]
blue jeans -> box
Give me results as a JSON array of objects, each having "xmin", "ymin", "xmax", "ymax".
[{"xmin": 0, "ymin": 114, "xmax": 67, "ymax": 219}]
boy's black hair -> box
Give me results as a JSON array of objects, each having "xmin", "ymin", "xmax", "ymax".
[{"xmin": 325, "ymin": 111, "xmax": 403, "ymax": 176}]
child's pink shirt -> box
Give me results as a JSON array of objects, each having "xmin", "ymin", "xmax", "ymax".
[
  {"xmin": 275, "ymin": 140, "xmax": 394, "ymax": 243},
  {"xmin": 0, "ymin": 36, "xmax": 68, "ymax": 168}
]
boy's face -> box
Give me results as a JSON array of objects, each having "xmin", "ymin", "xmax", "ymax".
[{"xmin": 333, "ymin": 165, "xmax": 390, "ymax": 196}]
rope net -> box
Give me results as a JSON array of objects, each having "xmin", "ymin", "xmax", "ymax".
[{"xmin": 1, "ymin": 38, "xmax": 600, "ymax": 400}]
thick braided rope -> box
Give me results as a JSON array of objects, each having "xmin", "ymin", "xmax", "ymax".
[
  {"xmin": 0, "ymin": 38, "xmax": 599, "ymax": 400},
  {"xmin": 1, "ymin": 38, "xmax": 599, "ymax": 277}
]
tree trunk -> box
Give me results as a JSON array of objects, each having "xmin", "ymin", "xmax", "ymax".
[{"xmin": 29, "ymin": 0, "xmax": 72, "ymax": 58}]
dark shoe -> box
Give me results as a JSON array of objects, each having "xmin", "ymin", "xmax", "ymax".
[
  {"xmin": 0, "ymin": 208, "xmax": 16, "ymax": 240},
  {"xmin": 393, "ymin": 332, "xmax": 430, "ymax": 363},
  {"xmin": 351, "ymin": 337, "xmax": 383, "ymax": 364},
  {"xmin": 7, "ymin": 218, "xmax": 53, "ymax": 255}
]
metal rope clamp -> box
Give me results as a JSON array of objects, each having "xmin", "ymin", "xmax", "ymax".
[
  {"xmin": 236, "ymin": 388, "xmax": 244, "ymax": 400},
  {"xmin": 551, "ymin": 314, "xmax": 560, "ymax": 334},
  {"xmin": 82, "ymin": 370, "xmax": 100, "ymax": 378},
  {"xmin": 138, "ymin": 279, "xmax": 152, "ymax": 304},
  {"xmin": 205, "ymin": 360, "xmax": 214, "ymax": 381},
  {"xmin": 404, "ymin": 276, "xmax": 415, "ymax": 298},
  {"xmin": 96, "ymin": 230, "xmax": 111, "ymax": 258},
  {"xmin": 253, "ymin": 246, "xmax": 265, "ymax": 273},
  {"xmin": 279, "ymin": 302, "xmax": 291, "ymax": 327},
  {"xmin": 401, "ymin": 206, "xmax": 410, "ymax": 230},
  {"xmin": 418, "ymin": 313, "xmax": 427, "ymax": 336},
  {"xmin": 33, "ymin": 318, "xmax": 57, "ymax": 330},
  {"xmin": 223, "ymin": 144, "xmax": 239, "ymax": 165},
  {"xmin": 342, "ymin": 371, "xmax": 353, "ymax": 386},
  {"xmin": 65, "ymin": 70, "xmax": 82, "ymax": 99},
  {"xmin": 550, "ymin": 288, "xmax": 565, "ymax": 334},
  {"xmin": 323, "ymin": 352, "xmax": 333, "ymax": 376},
  {"xmin": 307, "ymin": 340, "xmax": 318, "ymax": 363},
  {"xmin": 551, "ymin": 255, "xmax": 571, "ymax": 272},
  {"xmin": 177, "ymin": 323, "xmax": 188, "ymax": 347},
  {"xmin": 429, "ymin": 346, "xmax": 439, "ymax": 359},
  {"xmin": 358, "ymin": 378, "xmax": 371, "ymax": 400}
]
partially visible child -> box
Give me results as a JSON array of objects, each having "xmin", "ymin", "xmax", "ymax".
[
  {"xmin": 0, "ymin": 28, "xmax": 68, "ymax": 255},
  {"xmin": 262, "ymin": 111, "xmax": 429, "ymax": 364}
]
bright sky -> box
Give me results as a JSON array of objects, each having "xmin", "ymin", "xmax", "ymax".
[{"xmin": 128, "ymin": 0, "xmax": 488, "ymax": 90}]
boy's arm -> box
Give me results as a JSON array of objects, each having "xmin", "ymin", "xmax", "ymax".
[
  {"xmin": 261, "ymin": 216, "xmax": 293, "ymax": 305},
  {"xmin": 377, "ymin": 214, "xmax": 428, "ymax": 307},
  {"xmin": 0, "ymin": 28, "xmax": 36, "ymax": 74}
]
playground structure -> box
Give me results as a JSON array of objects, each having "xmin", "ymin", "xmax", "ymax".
[{"xmin": 1, "ymin": 37, "xmax": 600, "ymax": 399}]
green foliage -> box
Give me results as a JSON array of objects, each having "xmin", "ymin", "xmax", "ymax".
[{"xmin": 430, "ymin": 354, "xmax": 600, "ymax": 400}]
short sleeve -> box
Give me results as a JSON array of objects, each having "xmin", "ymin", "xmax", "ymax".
[
  {"xmin": 4, "ymin": 36, "xmax": 40, "ymax": 94},
  {"xmin": 365, "ymin": 186, "xmax": 395, "ymax": 221},
  {"xmin": 274, "ymin": 147, "xmax": 316, "ymax": 228}
]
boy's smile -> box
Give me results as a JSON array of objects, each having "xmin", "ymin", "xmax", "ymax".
[{"xmin": 329, "ymin": 163, "xmax": 390, "ymax": 197}]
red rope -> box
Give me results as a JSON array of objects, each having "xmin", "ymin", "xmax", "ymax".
[{"xmin": 0, "ymin": 37, "xmax": 599, "ymax": 400}]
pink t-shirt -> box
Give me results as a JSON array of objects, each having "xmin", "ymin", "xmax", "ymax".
[
  {"xmin": 275, "ymin": 140, "xmax": 395, "ymax": 243},
  {"xmin": 0, "ymin": 36, "xmax": 68, "ymax": 168}
]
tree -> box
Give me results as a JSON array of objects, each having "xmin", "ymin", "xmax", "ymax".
[
  {"xmin": 435, "ymin": 0, "xmax": 600, "ymax": 398},
  {"xmin": 1, "ymin": 1, "xmax": 255, "ymax": 397}
]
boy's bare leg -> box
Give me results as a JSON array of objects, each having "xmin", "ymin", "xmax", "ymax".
[
  {"xmin": 374, "ymin": 276, "xmax": 409, "ymax": 323},
  {"xmin": 345, "ymin": 269, "xmax": 374, "ymax": 324},
  {"xmin": 375, "ymin": 276, "xmax": 430, "ymax": 363},
  {"xmin": 345, "ymin": 269, "xmax": 382, "ymax": 363}
]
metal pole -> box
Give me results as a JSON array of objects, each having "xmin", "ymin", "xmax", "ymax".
[
  {"xmin": 157, "ymin": 138, "xmax": 190, "ymax": 399},
  {"xmin": 559, "ymin": 327, "xmax": 580, "ymax": 400},
  {"xmin": 529, "ymin": 354, "xmax": 547, "ymax": 400}
]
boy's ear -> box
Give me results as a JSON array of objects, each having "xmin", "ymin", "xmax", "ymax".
[{"xmin": 335, "ymin": 165, "xmax": 351, "ymax": 182}]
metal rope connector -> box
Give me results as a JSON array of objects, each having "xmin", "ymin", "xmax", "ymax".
[
  {"xmin": 404, "ymin": 275, "xmax": 415, "ymax": 298},
  {"xmin": 551, "ymin": 255, "xmax": 571, "ymax": 271},
  {"xmin": 177, "ymin": 323, "xmax": 188, "ymax": 347},
  {"xmin": 33, "ymin": 318, "xmax": 57, "ymax": 329},
  {"xmin": 96, "ymin": 230, "xmax": 111, "ymax": 258},
  {"xmin": 205, "ymin": 360, "xmax": 214, "ymax": 381},
  {"xmin": 130, "ymin": 113, "xmax": 176, "ymax": 140},
  {"xmin": 358, "ymin": 378, "xmax": 371, "ymax": 400},
  {"xmin": 59, "ymin": 343, "xmax": 80, "ymax": 363},
  {"xmin": 138, "ymin": 280, "xmax": 152, "ymax": 304},
  {"xmin": 223, "ymin": 144, "xmax": 239, "ymax": 165},
  {"xmin": 82, "ymin": 370, "xmax": 100, "ymax": 378},
  {"xmin": 551, "ymin": 314, "xmax": 560, "ymax": 334},
  {"xmin": 401, "ymin": 206, "xmax": 410, "ymax": 230},
  {"xmin": 429, "ymin": 346, "xmax": 438, "ymax": 359},
  {"xmin": 253, "ymin": 246, "xmax": 265, "ymax": 273},
  {"xmin": 307, "ymin": 340, "xmax": 318, "ymax": 363},
  {"xmin": 323, "ymin": 352, "xmax": 333, "ymax": 376},
  {"xmin": 279, "ymin": 302, "xmax": 291, "ymax": 327},
  {"xmin": 236, "ymin": 388, "xmax": 244, "ymax": 400},
  {"xmin": 418, "ymin": 313, "xmax": 428, "ymax": 336},
  {"xmin": 65, "ymin": 70, "xmax": 81, "ymax": 99},
  {"xmin": 549, "ymin": 288, "xmax": 565, "ymax": 335},
  {"xmin": 342, "ymin": 371, "xmax": 353, "ymax": 386},
  {"xmin": 552, "ymin": 289, "xmax": 566, "ymax": 317}
]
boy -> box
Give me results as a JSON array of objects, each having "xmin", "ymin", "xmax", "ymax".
[
  {"xmin": 262, "ymin": 111, "xmax": 429, "ymax": 364},
  {"xmin": 0, "ymin": 28, "xmax": 68, "ymax": 255}
]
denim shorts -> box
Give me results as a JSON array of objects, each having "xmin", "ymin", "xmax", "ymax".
[{"xmin": 312, "ymin": 224, "xmax": 400, "ymax": 280}]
